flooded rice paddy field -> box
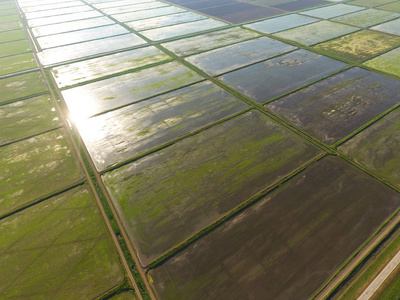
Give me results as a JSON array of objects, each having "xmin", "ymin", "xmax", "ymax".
[{"xmin": 3, "ymin": 0, "xmax": 400, "ymax": 298}]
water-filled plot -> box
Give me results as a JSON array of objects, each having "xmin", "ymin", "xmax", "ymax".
[
  {"xmin": 139, "ymin": 18, "xmax": 227, "ymax": 41},
  {"xmin": 52, "ymin": 46, "xmax": 171, "ymax": 88},
  {"xmin": 314, "ymin": 30, "xmax": 400, "ymax": 62},
  {"xmin": 271, "ymin": 0, "xmax": 329, "ymax": 11},
  {"xmin": 20, "ymin": 1, "xmax": 86, "ymax": 13},
  {"xmin": 274, "ymin": 20, "xmax": 359, "ymax": 46},
  {"xmin": 27, "ymin": 10, "xmax": 102, "ymax": 27},
  {"xmin": 371, "ymin": 18, "xmax": 400, "ymax": 36},
  {"xmin": 102, "ymin": 110, "xmax": 321, "ymax": 266},
  {"xmin": 348, "ymin": 0, "xmax": 394, "ymax": 7},
  {"xmin": 219, "ymin": 49, "xmax": 347, "ymax": 104},
  {"xmin": 62, "ymin": 61, "xmax": 204, "ymax": 120},
  {"xmin": 185, "ymin": 37, "xmax": 296, "ymax": 76},
  {"xmin": 103, "ymin": 2, "xmax": 169, "ymax": 15},
  {"xmin": 0, "ymin": 72, "xmax": 48, "ymax": 104},
  {"xmin": 38, "ymin": 34, "xmax": 147, "ymax": 66},
  {"xmin": 377, "ymin": 1, "xmax": 400, "ymax": 12},
  {"xmin": 77, "ymin": 81, "xmax": 249, "ymax": 171},
  {"xmin": 112, "ymin": 6, "xmax": 186, "ymax": 23},
  {"xmin": 301, "ymin": 3, "xmax": 365, "ymax": 19},
  {"xmin": 0, "ymin": 95, "xmax": 61, "ymax": 146},
  {"xmin": 24, "ymin": 5, "xmax": 94, "ymax": 19},
  {"xmin": 266, "ymin": 67, "xmax": 400, "ymax": 145},
  {"xmin": 244, "ymin": 13, "xmax": 319, "ymax": 34},
  {"xmin": 150, "ymin": 156, "xmax": 400, "ymax": 300},
  {"xmin": 31, "ymin": 17, "xmax": 115, "ymax": 37},
  {"xmin": 36, "ymin": 24, "xmax": 129, "ymax": 49},
  {"xmin": 161, "ymin": 27, "xmax": 260, "ymax": 56},
  {"xmin": 197, "ymin": 2, "xmax": 285, "ymax": 23},
  {"xmin": 339, "ymin": 108, "xmax": 400, "ymax": 189},
  {"xmin": 365, "ymin": 46, "xmax": 400, "ymax": 77},
  {"xmin": 126, "ymin": 11, "xmax": 206, "ymax": 31},
  {"xmin": 0, "ymin": 129, "xmax": 84, "ymax": 216},
  {"xmin": 332, "ymin": 8, "xmax": 400, "ymax": 27},
  {"xmin": 0, "ymin": 185, "xmax": 124, "ymax": 299}
]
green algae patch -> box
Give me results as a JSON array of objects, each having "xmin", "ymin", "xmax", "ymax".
[
  {"xmin": 52, "ymin": 46, "xmax": 171, "ymax": 88},
  {"xmin": 244, "ymin": 13, "xmax": 319, "ymax": 34},
  {"xmin": 0, "ymin": 185, "xmax": 124, "ymax": 299},
  {"xmin": 0, "ymin": 29, "xmax": 26, "ymax": 43},
  {"xmin": 62, "ymin": 61, "xmax": 204, "ymax": 120},
  {"xmin": 314, "ymin": 30, "xmax": 400, "ymax": 62},
  {"xmin": 78, "ymin": 81, "xmax": 248, "ymax": 171},
  {"xmin": 332, "ymin": 8, "xmax": 400, "ymax": 27},
  {"xmin": 220, "ymin": 49, "xmax": 347, "ymax": 103},
  {"xmin": 339, "ymin": 108, "xmax": 400, "ymax": 189},
  {"xmin": 185, "ymin": 37, "xmax": 296, "ymax": 76},
  {"xmin": 266, "ymin": 67, "xmax": 400, "ymax": 145},
  {"xmin": 274, "ymin": 20, "xmax": 359, "ymax": 46},
  {"xmin": 365, "ymin": 47, "xmax": 400, "ymax": 77},
  {"xmin": 377, "ymin": 1, "xmax": 400, "ymax": 12},
  {"xmin": 349, "ymin": 0, "xmax": 395, "ymax": 7},
  {"xmin": 0, "ymin": 39, "xmax": 31, "ymax": 58},
  {"xmin": 0, "ymin": 71, "xmax": 48, "ymax": 104},
  {"xmin": 0, "ymin": 129, "xmax": 84, "ymax": 215},
  {"xmin": 0, "ymin": 52, "xmax": 37, "ymax": 76},
  {"xmin": 102, "ymin": 110, "xmax": 321, "ymax": 266},
  {"xmin": 0, "ymin": 95, "xmax": 61, "ymax": 146},
  {"xmin": 150, "ymin": 156, "xmax": 400, "ymax": 299},
  {"xmin": 161, "ymin": 27, "xmax": 260, "ymax": 57}
]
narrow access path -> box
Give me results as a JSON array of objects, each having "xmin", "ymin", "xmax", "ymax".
[{"xmin": 357, "ymin": 248, "xmax": 400, "ymax": 300}]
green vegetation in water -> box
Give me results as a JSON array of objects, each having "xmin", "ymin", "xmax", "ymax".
[
  {"xmin": 0, "ymin": 52, "xmax": 37, "ymax": 76},
  {"xmin": 0, "ymin": 95, "xmax": 61, "ymax": 146},
  {"xmin": 349, "ymin": 0, "xmax": 395, "ymax": 7},
  {"xmin": 377, "ymin": 1, "xmax": 400, "ymax": 12},
  {"xmin": 365, "ymin": 47, "xmax": 400, "ymax": 77},
  {"xmin": 332, "ymin": 8, "xmax": 400, "ymax": 27},
  {"xmin": 103, "ymin": 110, "xmax": 321, "ymax": 266},
  {"xmin": 0, "ymin": 71, "xmax": 48, "ymax": 104},
  {"xmin": 0, "ymin": 29, "xmax": 26, "ymax": 43},
  {"xmin": 0, "ymin": 39, "xmax": 31, "ymax": 58},
  {"xmin": 0, "ymin": 185, "xmax": 125, "ymax": 299},
  {"xmin": 0, "ymin": 129, "xmax": 84, "ymax": 216},
  {"xmin": 314, "ymin": 30, "xmax": 400, "ymax": 63}
]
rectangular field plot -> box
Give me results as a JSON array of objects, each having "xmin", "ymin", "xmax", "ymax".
[
  {"xmin": 332, "ymin": 9, "xmax": 400, "ymax": 27},
  {"xmin": 371, "ymin": 18, "xmax": 400, "ymax": 36},
  {"xmin": 161, "ymin": 27, "xmax": 260, "ymax": 57},
  {"xmin": 0, "ymin": 95, "xmax": 60, "ymax": 146},
  {"xmin": 301, "ymin": 3, "xmax": 365, "ymax": 18},
  {"xmin": 103, "ymin": 110, "xmax": 321, "ymax": 266},
  {"xmin": 266, "ymin": 68, "xmax": 400, "ymax": 145},
  {"xmin": 339, "ymin": 108, "xmax": 400, "ymax": 189},
  {"xmin": 103, "ymin": 2, "xmax": 169, "ymax": 15},
  {"xmin": 24, "ymin": 6, "xmax": 94, "ymax": 19},
  {"xmin": 364, "ymin": 47, "xmax": 400, "ymax": 77},
  {"xmin": 0, "ymin": 72, "xmax": 47, "ymax": 104},
  {"xmin": 244, "ymin": 13, "xmax": 319, "ymax": 34},
  {"xmin": 150, "ymin": 156, "xmax": 400, "ymax": 300},
  {"xmin": 112, "ymin": 6, "xmax": 186, "ymax": 22},
  {"xmin": 0, "ymin": 29, "xmax": 26, "ymax": 43},
  {"xmin": 139, "ymin": 19, "xmax": 227, "ymax": 41},
  {"xmin": 77, "ymin": 81, "xmax": 248, "ymax": 171},
  {"xmin": 185, "ymin": 37, "xmax": 296, "ymax": 76},
  {"xmin": 0, "ymin": 21, "xmax": 22, "ymax": 32},
  {"xmin": 0, "ymin": 185, "xmax": 124, "ymax": 299},
  {"xmin": 0, "ymin": 129, "xmax": 83, "ymax": 216},
  {"xmin": 31, "ymin": 17, "xmax": 115, "ymax": 37},
  {"xmin": 27, "ymin": 10, "xmax": 102, "ymax": 27},
  {"xmin": 219, "ymin": 49, "xmax": 347, "ymax": 104},
  {"xmin": 52, "ymin": 46, "xmax": 171, "ymax": 88},
  {"xmin": 38, "ymin": 34, "xmax": 147, "ymax": 66},
  {"xmin": 274, "ymin": 20, "xmax": 359, "ymax": 46},
  {"xmin": 0, "ymin": 40, "xmax": 31, "ymax": 57},
  {"xmin": 126, "ymin": 11, "xmax": 206, "ymax": 31},
  {"xmin": 36, "ymin": 24, "xmax": 129, "ymax": 49},
  {"xmin": 0, "ymin": 52, "xmax": 37, "ymax": 76},
  {"xmin": 314, "ymin": 30, "xmax": 400, "ymax": 63},
  {"xmin": 62, "ymin": 61, "xmax": 204, "ymax": 120}
]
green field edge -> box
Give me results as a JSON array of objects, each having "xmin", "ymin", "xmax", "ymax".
[{"xmin": 330, "ymin": 219, "xmax": 400, "ymax": 299}]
